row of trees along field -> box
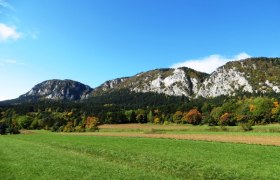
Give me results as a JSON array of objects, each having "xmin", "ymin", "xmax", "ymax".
[{"xmin": 1, "ymin": 93, "xmax": 280, "ymax": 134}]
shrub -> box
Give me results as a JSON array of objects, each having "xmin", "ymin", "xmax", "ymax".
[
  {"xmin": 154, "ymin": 117, "xmax": 160, "ymax": 124},
  {"xmin": 74, "ymin": 125, "xmax": 85, "ymax": 132},
  {"xmin": 0, "ymin": 123, "xmax": 7, "ymax": 135},
  {"xmin": 17, "ymin": 116, "xmax": 33, "ymax": 129},
  {"xmin": 163, "ymin": 121, "xmax": 170, "ymax": 125},
  {"xmin": 220, "ymin": 126, "xmax": 228, "ymax": 132},
  {"xmin": 7, "ymin": 127, "xmax": 20, "ymax": 134},
  {"xmin": 30, "ymin": 119, "xmax": 39, "ymax": 129},
  {"xmin": 63, "ymin": 122, "xmax": 74, "ymax": 132},
  {"xmin": 240, "ymin": 121, "xmax": 254, "ymax": 131}
]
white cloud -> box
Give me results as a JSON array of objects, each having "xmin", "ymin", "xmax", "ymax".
[
  {"xmin": 171, "ymin": 52, "xmax": 251, "ymax": 74},
  {"xmin": 0, "ymin": 23, "xmax": 21, "ymax": 42}
]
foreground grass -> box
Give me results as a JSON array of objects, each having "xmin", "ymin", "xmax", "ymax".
[{"xmin": 1, "ymin": 131, "xmax": 280, "ymax": 179}]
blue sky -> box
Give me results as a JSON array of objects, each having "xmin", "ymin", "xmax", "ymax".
[{"xmin": 0, "ymin": 0, "xmax": 279, "ymax": 100}]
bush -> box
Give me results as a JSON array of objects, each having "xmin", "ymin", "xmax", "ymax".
[
  {"xmin": 240, "ymin": 122, "xmax": 254, "ymax": 131},
  {"xmin": 57, "ymin": 126, "xmax": 64, "ymax": 132},
  {"xmin": 17, "ymin": 116, "xmax": 33, "ymax": 129},
  {"xmin": 30, "ymin": 119, "xmax": 39, "ymax": 129},
  {"xmin": 207, "ymin": 126, "xmax": 220, "ymax": 132},
  {"xmin": 0, "ymin": 123, "xmax": 7, "ymax": 135},
  {"xmin": 220, "ymin": 126, "xmax": 228, "ymax": 132},
  {"xmin": 85, "ymin": 126, "xmax": 99, "ymax": 132},
  {"xmin": 163, "ymin": 121, "xmax": 170, "ymax": 125},
  {"xmin": 74, "ymin": 125, "xmax": 86, "ymax": 132},
  {"xmin": 6, "ymin": 127, "xmax": 20, "ymax": 134}
]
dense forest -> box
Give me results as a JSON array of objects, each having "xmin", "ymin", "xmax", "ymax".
[{"xmin": 1, "ymin": 90, "xmax": 280, "ymax": 134}]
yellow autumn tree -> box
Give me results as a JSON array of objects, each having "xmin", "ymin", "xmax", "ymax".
[
  {"xmin": 172, "ymin": 111, "xmax": 183, "ymax": 124},
  {"xmin": 85, "ymin": 116, "xmax": 99, "ymax": 132}
]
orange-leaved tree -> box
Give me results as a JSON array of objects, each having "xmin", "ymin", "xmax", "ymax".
[{"xmin": 183, "ymin": 109, "xmax": 202, "ymax": 125}]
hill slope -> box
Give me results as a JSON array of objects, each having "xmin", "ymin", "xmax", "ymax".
[{"xmin": 19, "ymin": 79, "xmax": 93, "ymax": 101}]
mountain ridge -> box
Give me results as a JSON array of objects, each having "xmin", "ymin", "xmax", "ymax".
[{"xmin": 3, "ymin": 57, "xmax": 280, "ymax": 103}]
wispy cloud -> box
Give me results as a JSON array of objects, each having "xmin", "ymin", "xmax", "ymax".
[
  {"xmin": 28, "ymin": 29, "xmax": 40, "ymax": 40},
  {"xmin": 0, "ymin": 23, "xmax": 21, "ymax": 42},
  {"xmin": 4, "ymin": 59, "xmax": 17, "ymax": 64},
  {"xmin": 1, "ymin": 59, "xmax": 25, "ymax": 66},
  {"xmin": 0, "ymin": 0, "xmax": 15, "ymax": 11},
  {"xmin": 171, "ymin": 52, "xmax": 251, "ymax": 74},
  {"xmin": 0, "ymin": 1, "xmax": 37, "ymax": 41}
]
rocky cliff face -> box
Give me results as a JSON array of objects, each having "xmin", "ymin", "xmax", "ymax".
[
  {"xmin": 197, "ymin": 58, "xmax": 280, "ymax": 97},
  {"xmin": 93, "ymin": 67, "xmax": 208, "ymax": 97},
  {"xmin": 20, "ymin": 79, "xmax": 93, "ymax": 101},
  {"xmin": 197, "ymin": 66, "xmax": 254, "ymax": 97}
]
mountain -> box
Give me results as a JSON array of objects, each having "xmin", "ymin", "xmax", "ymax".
[
  {"xmin": 3, "ymin": 57, "xmax": 280, "ymax": 103},
  {"xmin": 19, "ymin": 79, "xmax": 93, "ymax": 101},
  {"xmin": 93, "ymin": 58, "xmax": 280, "ymax": 98},
  {"xmin": 93, "ymin": 67, "xmax": 208, "ymax": 97},
  {"xmin": 197, "ymin": 57, "xmax": 280, "ymax": 97}
]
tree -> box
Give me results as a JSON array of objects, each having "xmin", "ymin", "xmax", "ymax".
[
  {"xmin": 85, "ymin": 116, "xmax": 99, "ymax": 131},
  {"xmin": 136, "ymin": 109, "xmax": 147, "ymax": 123},
  {"xmin": 183, "ymin": 109, "xmax": 202, "ymax": 125},
  {"xmin": 172, "ymin": 111, "xmax": 183, "ymax": 124},
  {"xmin": 251, "ymin": 97, "xmax": 273, "ymax": 124},
  {"xmin": 201, "ymin": 102, "xmax": 212, "ymax": 114},
  {"xmin": 219, "ymin": 113, "xmax": 232, "ymax": 126},
  {"xmin": 17, "ymin": 116, "xmax": 33, "ymax": 129},
  {"xmin": 147, "ymin": 110, "xmax": 154, "ymax": 123},
  {"xmin": 271, "ymin": 100, "xmax": 280, "ymax": 122},
  {"xmin": 210, "ymin": 107, "xmax": 223, "ymax": 125},
  {"xmin": 234, "ymin": 99, "xmax": 251, "ymax": 123},
  {"xmin": 154, "ymin": 117, "xmax": 160, "ymax": 124},
  {"xmin": 0, "ymin": 121, "xmax": 7, "ymax": 135}
]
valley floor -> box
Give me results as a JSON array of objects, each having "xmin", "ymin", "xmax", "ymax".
[{"xmin": 1, "ymin": 125, "xmax": 280, "ymax": 179}]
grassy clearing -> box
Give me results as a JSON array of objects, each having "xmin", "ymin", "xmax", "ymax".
[{"xmin": 1, "ymin": 131, "xmax": 280, "ymax": 179}]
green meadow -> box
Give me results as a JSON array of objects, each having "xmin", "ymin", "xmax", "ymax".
[{"xmin": 1, "ymin": 130, "xmax": 280, "ymax": 180}]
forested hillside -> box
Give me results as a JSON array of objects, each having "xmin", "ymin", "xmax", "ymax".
[
  {"xmin": 2, "ymin": 58, "xmax": 280, "ymax": 134},
  {"xmin": 1, "ymin": 90, "xmax": 280, "ymax": 134}
]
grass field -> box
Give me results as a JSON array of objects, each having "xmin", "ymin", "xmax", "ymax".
[{"xmin": 1, "ymin": 127, "xmax": 280, "ymax": 180}]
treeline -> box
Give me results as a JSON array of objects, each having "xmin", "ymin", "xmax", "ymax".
[{"xmin": 1, "ymin": 90, "xmax": 280, "ymax": 134}]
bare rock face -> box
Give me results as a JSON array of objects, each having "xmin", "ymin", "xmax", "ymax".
[
  {"xmin": 20, "ymin": 79, "xmax": 93, "ymax": 101},
  {"xmin": 197, "ymin": 58, "xmax": 280, "ymax": 97},
  {"xmin": 128, "ymin": 68, "xmax": 207, "ymax": 97},
  {"xmin": 197, "ymin": 67, "xmax": 253, "ymax": 97},
  {"xmin": 93, "ymin": 67, "xmax": 208, "ymax": 97}
]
